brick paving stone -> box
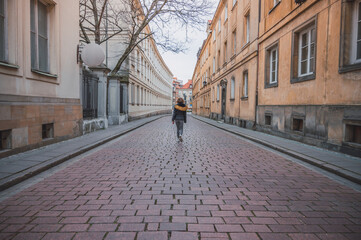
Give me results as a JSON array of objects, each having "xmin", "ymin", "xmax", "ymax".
[
  {"xmin": 215, "ymin": 224, "xmax": 244, "ymax": 232},
  {"xmin": 259, "ymin": 233, "xmax": 291, "ymax": 240},
  {"xmin": 159, "ymin": 222, "xmax": 187, "ymax": 231},
  {"xmin": 73, "ymin": 232, "xmax": 106, "ymax": 240},
  {"xmin": 60, "ymin": 224, "xmax": 89, "ymax": 232},
  {"xmin": 42, "ymin": 233, "xmax": 74, "ymax": 240},
  {"xmin": 188, "ymin": 224, "xmax": 215, "ymax": 232},
  {"xmin": 118, "ymin": 223, "xmax": 145, "ymax": 231},
  {"xmin": 200, "ymin": 232, "xmax": 229, "ymax": 238},
  {"xmin": 12, "ymin": 233, "xmax": 44, "ymax": 240},
  {"xmin": 229, "ymin": 233, "xmax": 260, "ymax": 240},
  {"xmin": 170, "ymin": 231, "xmax": 198, "ymax": 240},
  {"xmin": 137, "ymin": 231, "xmax": 168, "ymax": 240},
  {"xmin": 1, "ymin": 117, "xmax": 361, "ymax": 239},
  {"xmin": 105, "ymin": 232, "xmax": 136, "ymax": 240},
  {"xmin": 289, "ymin": 233, "xmax": 320, "ymax": 240},
  {"xmin": 88, "ymin": 223, "xmax": 118, "ymax": 231}
]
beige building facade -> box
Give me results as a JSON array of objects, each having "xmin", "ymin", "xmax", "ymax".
[
  {"xmin": 0, "ymin": 0, "xmax": 82, "ymax": 157},
  {"xmin": 192, "ymin": 0, "xmax": 361, "ymax": 157},
  {"xmin": 193, "ymin": 0, "xmax": 259, "ymax": 128}
]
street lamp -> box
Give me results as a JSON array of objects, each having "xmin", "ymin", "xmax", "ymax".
[{"xmin": 81, "ymin": 43, "xmax": 105, "ymax": 67}]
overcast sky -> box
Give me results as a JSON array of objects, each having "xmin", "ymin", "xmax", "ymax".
[{"xmin": 161, "ymin": 1, "xmax": 218, "ymax": 84}]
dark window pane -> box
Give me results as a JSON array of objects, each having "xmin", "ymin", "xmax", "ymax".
[
  {"xmin": 357, "ymin": 41, "xmax": 361, "ymax": 60},
  {"xmin": 358, "ymin": 21, "xmax": 361, "ymax": 41},
  {"xmin": 30, "ymin": 0, "xmax": 35, "ymax": 31},
  {"xmin": 271, "ymin": 72, "xmax": 275, "ymax": 82},
  {"xmin": 38, "ymin": 36, "xmax": 48, "ymax": 72},
  {"xmin": 0, "ymin": 17, "xmax": 4, "ymax": 61},
  {"xmin": 359, "ymin": 3, "xmax": 361, "ymax": 21},
  {"xmin": 310, "ymin": 57, "xmax": 314, "ymax": 73},
  {"xmin": 38, "ymin": 2, "xmax": 47, "ymax": 38},
  {"xmin": 0, "ymin": 0, "xmax": 4, "ymax": 15},
  {"xmin": 302, "ymin": 33, "xmax": 308, "ymax": 47},
  {"xmin": 310, "ymin": 43, "xmax": 315, "ymax": 58},
  {"xmin": 301, "ymin": 46, "xmax": 308, "ymax": 61},
  {"xmin": 301, "ymin": 60, "xmax": 307, "ymax": 74},
  {"xmin": 31, "ymin": 32, "xmax": 37, "ymax": 69}
]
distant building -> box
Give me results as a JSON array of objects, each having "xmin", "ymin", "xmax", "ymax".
[
  {"xmin": 173, "ymin": 78, "xmax": 192, "ymax": 111},
  {"xmin": 0, "ymin": 0, "xmax": 81, "ymax": 157}
]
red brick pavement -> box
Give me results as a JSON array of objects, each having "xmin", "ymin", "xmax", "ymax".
[{"xmin": 0, "ymin": 117, "xmax": 361, "ymax": 240}]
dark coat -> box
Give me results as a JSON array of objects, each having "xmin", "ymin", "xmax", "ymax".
[{"xmin": 172, "ymin": 103, "xmax": 187, "ymax": 123}]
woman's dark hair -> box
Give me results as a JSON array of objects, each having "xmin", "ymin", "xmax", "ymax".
[{"xmin": 177, "ymin": 98, "xmax": 184, "ymax": 104}]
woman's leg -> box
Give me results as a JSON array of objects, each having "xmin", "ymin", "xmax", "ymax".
[
  {"xmin": 175, "ymin": 120, "xmax": 181, "ymax": 138},
  {"xmin": 178, "ymin": 120, "xmax": 184, "ymax": 137}
]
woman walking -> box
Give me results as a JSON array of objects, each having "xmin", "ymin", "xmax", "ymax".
[{"xmin": 172, "ymin": 98, "xmax": 187, "ymax": 142}]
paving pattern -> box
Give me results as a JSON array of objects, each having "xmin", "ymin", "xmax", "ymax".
[{"xmin": 0, "ymin": 117, "xmax": 360, "ymax": 240}]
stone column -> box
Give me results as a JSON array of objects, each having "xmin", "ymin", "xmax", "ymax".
[
  {"xmin": 89, "ymin": 64, "xmax": 110, "ymax": 129},
  {"xmin": 107, "ymin": 76, "xmax": 120, "ymax": 125}
]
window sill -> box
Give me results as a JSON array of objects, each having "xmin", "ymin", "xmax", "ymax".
[
  {"xmin": 230, "ymin": 98, "xmax": 235, "ymax": 101},
  {"xmin": 241, "ymin": 96, "xmax": 248, "ymax": 101},
  {"xmin": 269, "ymin": 1, "xmax": 281, "ymax": 14},
  {"xmin": 339, "ymin": 63, "xmax": 361, "ymax": 74},
  {"xmin": 31, "ymin": 69, "xmax": 58, "ymax": 78},
  {"xmin": 265, "ymin": 82, "xmax": 278, "ymax": 89},
  {"xmin": 291, "ymin": 73, "xmax": 315, "ymax": 84},
  {"xmin": 0, "ymin": 61, "xmax": 19, "ymax": 69}
]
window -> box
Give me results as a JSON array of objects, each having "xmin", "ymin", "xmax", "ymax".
[
  {"xmin": 217, "ymin": 85, "xmax": 220, "ymax": 101},
  {"xmin": 265, "ymin": 114, "xmax": 272, "ymax": 126},
  {"xmin": 242, "ymin": 71, "xmax": 248, "ymax": 98},
  {"xmin": 225, "ymin": 4, "xmax": 228, "ymax": 21},
  {"xmin": 291, "ymin": 19, "xmax": 317, "ymax": 83},
  {"xmin": 42, "ymin": 123, "xmax": 54, "ymax": 139},
  {"xmin": 31, "ymin": 0, "xmax": 49, "ymax": 72},
  {"xmin": 137, "ymin": 85, "xmax": 140, "ymax": 104},
  {"xmin": 233, "ymin": 0, "xmax": 237, "ymax": 7},
  {"xmin": 213, "ymin": 57, "xmax": 215, "ymax": 73},
  {"xmin": 345, "ymin": 123, "xmax": 361, "ymax": 144},
  {"xmin": 292, "ymin": 118, "xmax": 304, "ymax": 132},
  {"xmin": 245, "ymin": 13, "xmax": 250, "ymax": 44},
  {"xmin": 0, "ymin": 0, "xmax": 6, "ymax": 62},
  {"xmin": 0, "ymin": 129, "xmax": 11, "ymax": 150},
  {"xmin": 341, "ymin": 0, "xmax": 361, "ymax": 72},
  {"xmin": 213, "ymin": 28, "xmax": 216, "ymax": 41},
  {"xmin": 224, "ymin": 41, "xmax": 227, "ymax": 63},
  {"xmin": 212, "ymin": 87, "xmax": 215, "ymax": 101},
  {"xmin": 298, "ymin": 26, "xmax": 315, "ymax": 77},
  {"xmin": 265, "ymin": 43, "xmax": 279, "ymax": 88},
  {"xmin": 217, "ymin": 50, "xmax": 220, "ymax": 70},
  {"xmin": 218, "ymin": 18, "xmax": 221, "ymax": 32},
  {"xmin": 232, "ymin": 30, "xmax": 237, "ymax": 55},
  {"xmin": 230, "ymin": 77, "xmax": 235, "ymax": 99}
]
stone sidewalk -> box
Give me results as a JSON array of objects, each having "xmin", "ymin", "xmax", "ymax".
[
  {"xmin": 0, "ymin": 115, "xmax": 167, "ymax": 191},
  {"xmin": 192, "ymin": 115, "xmax": 361, "ymax": 185}
]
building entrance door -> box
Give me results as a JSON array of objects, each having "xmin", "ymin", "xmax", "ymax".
[{"xmin": 221, "ymin": 87, "xmax": 226, "ymax": 119}]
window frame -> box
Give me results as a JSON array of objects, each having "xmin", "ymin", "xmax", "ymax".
[
  {"xmin": 242, "ymin": 71, "xmax": 248, "ymax": 99},
  {"xmin": 30, "ymin": 0, "xmax": 50, "ymax": 73},
  {"xmin": 216, "ymin": 84, "xmax": 220, "ymax": 101},
  {"xmin": 245, "ymin": 14, "xmax": 250, "ymax": 44},
  {"xmin": 290, "ymin": 17, "xmax": 317, "ymax": 84},
  {"xmin": 218, "ymin": 18, "xmax": 221, "ymax": 32},
  {"xmin": 224, "ymin": 4, "xmax": 228, "ymax": 21},
  {"xmin": 265, "ymin": 41, "xmax": 279, "ymax": 88},
  {"xmin": 230, "ymin": 77, "xmax": 235, "ymax": 100},
  {"xmin": 0, "ymin": 0, "xmax": 8, "ymax": 63},
  {"xmin": 297, "ymin": 26, "xmax": 315, "ymax": 77}
]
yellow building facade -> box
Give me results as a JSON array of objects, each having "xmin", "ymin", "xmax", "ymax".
[{"xmin": 192, "ymin": 0, "xmax": 361, "ymax": 156}]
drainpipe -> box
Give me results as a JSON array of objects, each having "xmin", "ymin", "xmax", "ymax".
[{"xmin": 253, "ymin": 0, "xmax": 262, "ymax": 130}]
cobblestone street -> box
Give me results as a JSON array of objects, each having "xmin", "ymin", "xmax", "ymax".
[{"xmin": 0, "ymin": 117, "xmax": 361, "ymax": 240}]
